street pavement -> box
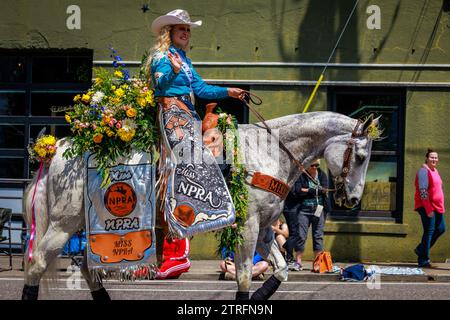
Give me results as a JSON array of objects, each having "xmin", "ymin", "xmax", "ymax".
[
  {"xmin": 3, "ymin": 277, "xmax": 450, "ymax": 300},
  {"xmin": 2, "ymin": 256, "xmax": 450, "ymax": 300}
]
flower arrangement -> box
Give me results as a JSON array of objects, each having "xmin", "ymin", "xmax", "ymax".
[
  {"xmin": 215, "ymin": 112, "xmax": 249, "ymax": 257},
  {"xmin": 63, "ymin": 48, "xmax": 159, "ymax": 186},
  {"xmin": 27, "ymin": 135, "xmax": 58, "ymax": 164}
]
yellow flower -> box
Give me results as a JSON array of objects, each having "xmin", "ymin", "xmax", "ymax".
[
  {"xmin": 109, "ymin": 97, "xmax": 121, "ymax": 105},
  {"xmin": 137, "ymin": 97, "xmax": 146, "ymax": 107},
  {"xmin": 126, "ymin": 108, "xmax": 137, "ymax": 118},
  {"xmin": 94, "ymin": 77, "xmax": 103, "ymax": 85},
  {"xmin": 39, "ymin": 135, "xmax": 56, "ymax": 146},
  {"xmin": 35, "ymin": 147, "xmax": 47, "ymax": 158},
  {"xmin": 65, "ymin": 114, "xmax": 71, "ymax": 123},
  {"xmin": 111, "ymin": 85, "xmax": 116, "ymax": 90},
  {"xmin": 73, "ymin": 94, "xmax": 81, "ymax": 103},
  {"xmin": 117, "ymin": 128, "xmax": 135, "ymax": 142},
  {"xmin": 145, "ymin": 94, "xmax": 153, "ymax": 105},
  {"xmin": 114, "ymin": 70, "xmax": 123, "ymax": 78},
  {"xmin": 114, "ymin": 88, "xmax": 125, "ymax": 98},
  {"xmin": 105, "ymin": 128, "xmax": 115, "ymax": 137},
  {"xmin": 81, "ymin": 94, "xmax": 91, "ymax": 104},
  {"xmin": 93, "ymin": 133, "xmax": 103, "ymax": 144}
]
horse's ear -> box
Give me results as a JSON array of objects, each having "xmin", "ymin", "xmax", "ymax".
[
  {"xmin": 361, "ymin": 114, "xmax": 374, "ymax": 133},
  {"xmin": 372, "ymin": 115, "xmax": 381, "ymax": 127}
]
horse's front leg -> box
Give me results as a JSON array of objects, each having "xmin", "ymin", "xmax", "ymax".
[
  {"xmin": 234, "ymin": 213, "xmax": 259, "ymax": 300},
  {"xmin": 252, "ymin": 228, "xmax": 288, "ymax": 300}
]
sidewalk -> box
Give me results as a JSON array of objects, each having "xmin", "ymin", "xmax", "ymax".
[{"xmin": 2, "ymin": 256, "xmax": 450, "ymax": 282}]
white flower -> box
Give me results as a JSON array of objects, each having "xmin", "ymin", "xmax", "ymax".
[
  {"xmin": 91, "ymin": 91, "xmax": 105, "ymax": 104},
  {"xmin": 122, "ymin": 118, "xmax": 137, "ymax": 131},
  {"xmin": 219, "ymin": 113, "xmax": 227, "ymax": 118}
]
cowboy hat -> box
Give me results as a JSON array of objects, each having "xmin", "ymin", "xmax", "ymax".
[{"xmin": 151, "ymin": 9, "xmax": 202, "ymax": 35}]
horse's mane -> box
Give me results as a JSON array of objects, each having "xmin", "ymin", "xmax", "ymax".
[{"xmin": 242, "ymin": 111, "xmax": 356, "ymax": 132}]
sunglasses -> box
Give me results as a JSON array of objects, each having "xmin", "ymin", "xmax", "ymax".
[{"xmin": 310, "ymin": 164, "xmax": 320, "ymax": 168}]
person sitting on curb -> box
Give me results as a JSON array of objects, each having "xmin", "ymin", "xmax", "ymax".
[
  {"xmin": 219, "ymin": 247, "xmax": 269, "ymax": 281},
  {"xmin": 272, "ymin": 218, "xmax": 289, "ymax": 258}
]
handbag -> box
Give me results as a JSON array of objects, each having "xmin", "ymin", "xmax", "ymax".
[{"xmin": 312, "ymin": 251, "xmax": 333, "ymax": 273}]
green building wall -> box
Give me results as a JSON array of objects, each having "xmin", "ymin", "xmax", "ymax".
[{"xmin": 1, "ymin": 0, "xmax": 449, "ymax": 262}]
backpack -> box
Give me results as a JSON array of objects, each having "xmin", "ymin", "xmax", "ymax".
[
  {"xmin": 62, "ymin": 231, "xmax": 86, "ymax": 256},
  {"xmin": 341, "ymin": 264, "xmax": 367, "ymax": 281},
  {"xmin": 312, "ymin": 251, "xmax": 333, "ymax": 273}
]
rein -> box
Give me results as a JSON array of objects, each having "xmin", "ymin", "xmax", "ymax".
[
  {"xmin": 241, "ymin": 91, "xmax": 335, "ymax": 192},
  {"xmin": 241, "ymin": 91, "xmax": 369, "ymax": 195}
]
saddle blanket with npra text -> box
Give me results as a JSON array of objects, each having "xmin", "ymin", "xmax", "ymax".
[{"xmin": 84, "ymin": 151, "xmax": 156, "ymax": 279}]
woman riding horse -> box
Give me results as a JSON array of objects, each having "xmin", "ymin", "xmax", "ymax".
[{"xmin": 146, "ymin": 9, "xmax": 246, "ymax": 238}]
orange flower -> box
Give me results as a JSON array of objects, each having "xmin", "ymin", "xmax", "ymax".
[
  {"xmin": 126, "ymin": 108, "xmax": 137, "ymax": 118},
  {"xmin": 93, "ymin": 133, "xmax": 103, "ymax": 144}
]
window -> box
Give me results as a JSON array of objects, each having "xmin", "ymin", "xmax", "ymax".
[
  {"xmin": 328, "ymin": 87, "xmax": 405, "ymax": 222},
  {"xmin": 0, "ymin": 49, "xmax": 93, "ymax": 184}
]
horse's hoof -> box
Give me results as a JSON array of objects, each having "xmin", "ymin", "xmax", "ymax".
[
  {"xmin": 235, "ymin": 291, "xmax": 249, "ymax": 300},
  {"xmin": 22, "ymin": 285, "xmax": 39, "ymax": 300},
  {"xmin": 250, "ymin": 275, "xmax": 281, "ymax": 300},
  {"xmin": 91, "ymin": 287, "xmax": 111, "ymax": 301}
]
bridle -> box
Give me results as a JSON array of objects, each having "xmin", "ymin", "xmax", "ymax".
[
  {"xmin": 332, "ymin": 119, "xmax": 366, "ymax": 200},
  {"xmin": 241, "ymin": 91, "xmax": 369, "ymax": 195}
]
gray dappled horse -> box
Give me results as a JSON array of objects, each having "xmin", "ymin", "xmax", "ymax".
[{"xmin": 21, "ymin": 111, "xmax": 379, "ymax": 300}]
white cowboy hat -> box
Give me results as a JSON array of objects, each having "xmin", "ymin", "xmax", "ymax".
[{"xmin": 151, "ymin": 9, "xmax": 202, "ymax": 35}]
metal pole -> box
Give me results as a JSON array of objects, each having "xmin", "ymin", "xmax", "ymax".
[{"xmin": 302, "ymin": 0, "xmax": 360, "ymax": 113}]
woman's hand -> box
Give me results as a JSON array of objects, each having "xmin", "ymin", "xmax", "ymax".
[
  {"xmin": 168, "ymin": 51, "xmax": 182, "ymax": 74},
  {"xmin": 227, "ymin": 87, "xmax": 246, "ymax": 101}
]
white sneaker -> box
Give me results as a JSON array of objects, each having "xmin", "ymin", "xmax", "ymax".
[{"xmin": 288, "ymin": 261, "xmax": 303, "ymax": 271}]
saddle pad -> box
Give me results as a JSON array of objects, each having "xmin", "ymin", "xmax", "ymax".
[{"xmin": 84, "ymin": 151, "xmax": 156, "ymax": 277}]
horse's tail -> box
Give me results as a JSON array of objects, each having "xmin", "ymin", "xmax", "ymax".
[{"xmin": 23, "ymin": 164, "xmax": 50, "ymax": 261}]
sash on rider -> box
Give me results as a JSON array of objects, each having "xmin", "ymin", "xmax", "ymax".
[
  {"xmin": 158, "ymin": 97, "xmax": 235, "ymax": 239},
  {"xmin": 84, "ymin": 151, "xmax": 157, "ymax": 280}
]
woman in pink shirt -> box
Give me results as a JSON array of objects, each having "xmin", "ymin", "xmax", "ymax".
[{"xmin": 414, "ymin": 149, "xmax": 446, "ymax": 268}]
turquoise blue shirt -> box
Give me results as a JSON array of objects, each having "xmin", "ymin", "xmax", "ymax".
[{"xmin": 151, "ymin": 45, "xmax": 229, "ymax": 99}]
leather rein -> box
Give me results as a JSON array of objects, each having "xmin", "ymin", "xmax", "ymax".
[{"xmin": 241, "ymin": 91, "xmax": 366, "ymax": 194}]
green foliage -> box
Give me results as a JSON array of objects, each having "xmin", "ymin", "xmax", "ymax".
[{"xmin": 214, "ymin": 112, "xmax": 249, "ymax": 256}]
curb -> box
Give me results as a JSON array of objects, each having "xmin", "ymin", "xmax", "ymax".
[
  {"xmin": 179, "ymin": 272, "xmax": 450, "ymax": 283},
  {"xmin": 2, "ymin": 270, "xmax": 450, "ymax": 283}
]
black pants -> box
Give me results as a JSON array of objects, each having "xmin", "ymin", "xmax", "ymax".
[{"xmin": 282, "ymin": 210, "xmax": 299, "ymax": 261}]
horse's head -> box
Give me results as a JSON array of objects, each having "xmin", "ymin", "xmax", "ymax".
[{"xmin": 324, "ymin": 114, "xmax": 381, "ymax": 208}]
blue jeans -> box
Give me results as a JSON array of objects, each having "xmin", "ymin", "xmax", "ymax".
[
  {"xmin": 415, "ymin": 207, "xmax": 446, "ymax": 266},
  {"xmin": 296, "ymin": 212, "xmax": 326, "ymax": 253}
]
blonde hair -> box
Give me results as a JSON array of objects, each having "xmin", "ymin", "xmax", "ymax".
[{"xmin": 142, "ymin": 25, "xmax": 173, "ymax": 83}]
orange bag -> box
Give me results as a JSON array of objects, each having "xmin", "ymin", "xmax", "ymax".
[{"xmin": 312, "ymin": 251, "xmax": 333, "ymax": 273}]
